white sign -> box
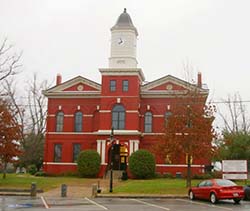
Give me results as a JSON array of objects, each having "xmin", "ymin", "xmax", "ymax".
[
  {"xmin": 222, "ymin": 160, "xmax": 248, "ymax": 180},
  {"xmin": 223, "ymin": 173, "xmax": 248, "ymax": 180},
  {"xmin": 222, "ymin": 160, "xmax": 247, "ymax": 172}
]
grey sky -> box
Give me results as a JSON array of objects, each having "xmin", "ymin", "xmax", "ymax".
[{"xmin": 1, "ymin": 0, "xmax": 250, "ymax": 128}]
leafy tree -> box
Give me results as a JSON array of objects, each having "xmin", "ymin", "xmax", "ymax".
[
  {"xmin": 77, "ymin": 150, "xmax": 101, "ymax": 178},
  {"xmin": 129, "ymin": 150, "xmax": 155, "ymax": 179},
  {"xmin": 217, "ymin": 132, "xmax": 250, "ymax": 160},
  {"xmin": 156, "ymin": 89, "xmax": 216, "ymax": 187},
  {"xmin": 0, "ymin": 100, "xmax": 22, "ymax": 178}
]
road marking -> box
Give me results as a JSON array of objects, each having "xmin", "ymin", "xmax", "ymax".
[
  {"xmin": 176, "ymin": 199, "xmax": 233, "ymax": 211},
  {"xmin": 84, "ymin": 197, "xmax": 108, "ymax": 210},
  {"xmin": 131, "ymin": 199, "xmax": 170, "ymax": 210},
  {"xmin": 41, "ymin": 196, "xmax": 50, "ymax": 209}
]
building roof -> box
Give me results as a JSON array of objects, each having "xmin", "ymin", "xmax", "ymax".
[{"xmin": 111, "ymin": 8, "xmax": 138, "ymax": 35}]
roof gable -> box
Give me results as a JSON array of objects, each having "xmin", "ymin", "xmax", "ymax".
[
  {"xmin": 43, "ymin": 76, "xmax": 101, "ymax": 97},
  {"xmin": 141, "ymin": 75, "xmax": 208, "ymax": 96}
]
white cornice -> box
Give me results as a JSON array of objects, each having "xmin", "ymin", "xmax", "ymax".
[
  {"xmin": 95, "ymin": 130, "xmax": 141, "ymax": 135},
  {"xmin": 43, "ymin": 91, "xmax": 101, "ymax": 98},
  {"xmin": 99, "ymin": 68, "xmax": 145, "ymax": 82}
]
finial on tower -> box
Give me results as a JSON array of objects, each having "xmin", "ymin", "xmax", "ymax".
[{"xmin": 124, "ymin": 8, "xmax": 127, "ymax": 13}]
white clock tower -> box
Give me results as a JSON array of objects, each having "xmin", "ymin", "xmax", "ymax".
[{"xmin": 109, "ymin": 8, "xmax": 138, "ymax": 68}]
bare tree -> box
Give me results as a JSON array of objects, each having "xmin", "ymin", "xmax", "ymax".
[
  {"xmin": 219, "ymin": 93, "xmax": 250, "ymax": 134},
  {"xmin": 3, "ymin": 73, "xmax": 48, "ymax": 170},
  {"xmin": 0, "ymin": 38, "xmax": 22, "ymax": 82}
]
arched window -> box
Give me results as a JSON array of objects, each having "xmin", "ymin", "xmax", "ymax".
[
  {"xmin": 165, "ymin": 111, "xmax": 172, "ymax": 126},
  {"xmin": 144, "ymin": 112, "xmax": 152, "ymax": 133},
  {"xmin": 112, "ymin": 105, "xmax": 125, "ymax": 129},
  {"xmin": 74, "ymin": 111, "xmax": 83, "ymax": 132},
  {"xmin": 56, "ymin": 111, "xmax": 64, "ymax": 132}
]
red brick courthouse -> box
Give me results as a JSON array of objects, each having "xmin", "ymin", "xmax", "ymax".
[{"xmin": 43, "ymin": 9, "xmax": 210, "ymax": 177}]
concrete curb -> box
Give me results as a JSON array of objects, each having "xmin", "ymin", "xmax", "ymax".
[{"xmin": 96, "ymin": 194, "xmax": 188, "ymax": 199}]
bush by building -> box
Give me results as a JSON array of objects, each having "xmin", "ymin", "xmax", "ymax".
[
  {"xmin": 77, "ymin": 150, "xmax": 101, "ymax": 177},
  {"xmin": 129, "ymin": 149, "xmax": 155, "ymax": 179}
]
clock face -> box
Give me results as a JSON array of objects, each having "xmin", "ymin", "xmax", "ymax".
[{"xmin": 117, "ymin": 37, "xmax": 125, "ymax": 45}]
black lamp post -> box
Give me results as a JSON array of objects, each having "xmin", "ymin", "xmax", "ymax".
[{"xmin": 109, "ymin": 127, "xmax": 115, "ymax": 193}]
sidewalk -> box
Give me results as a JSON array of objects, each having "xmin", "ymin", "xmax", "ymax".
[
  {"xmin": 39, "ymin": 179, "xmax": 187, "ymax": 199},
  {"xmin": 39, "ymin": 178, "xmax": 111, "ymax": 198}
]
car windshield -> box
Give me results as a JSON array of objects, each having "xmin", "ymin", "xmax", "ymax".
[{"xmin": 215, "ymin": 179, "xmax": 237, "ymax": 186}]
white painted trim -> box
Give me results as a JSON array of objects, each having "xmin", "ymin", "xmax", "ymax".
[
  {"xmin": 43, "ymin": 162, "xmax": 77, "ymax": 166},
  {"xmin": 142, "ymin": 133, "xmax": 165, "ymax": 135},
  {"xmin": 153, "ymin": 115, "xmax": 164, "ymax": 117},
  {"xmin": 126, "ymin": 110, "xmax": 139, "ymax": 113},
  {"xmin": 47, "ymin": 132, "xmax": 96, "ymax": 135},
  {"xmin": 64, "ymin": 114, "xmax": 74, "ymax": 117},
  {"xmin": 83, "ymin": 114, "xmax": 94, "ymax": 117},
  {"xmin": 48, "ymin": 114, "xmax": 56, "ymax": 117},
  {"xmin": 156, "ymin": 164, "xmax": 205, "ymax": 168},
  {"xmin": 95, "ymin": 130, "xmax": 141, "ymax": 135},
  {"xmin": 99, "ymin": 110, "xmax": 111, "ymax": 113}
]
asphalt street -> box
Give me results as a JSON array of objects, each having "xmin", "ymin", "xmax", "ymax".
[{"xmin": 1, "ymin": 196, "xmax": 250, "ymax": 211}]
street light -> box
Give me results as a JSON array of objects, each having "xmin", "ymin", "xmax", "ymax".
[{"xmin": 109, "ymin": 127, "xmax": 115, "ymax": 193}]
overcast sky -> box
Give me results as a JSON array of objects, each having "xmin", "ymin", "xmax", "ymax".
[{"xmin": 1, "ymin": 0, "xmax": 250, "ymax": 128}]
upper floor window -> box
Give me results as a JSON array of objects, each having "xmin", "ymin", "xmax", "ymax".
[
  {"xmin": 54, "ymin": 144, "xmax": 62, "ymax": 162},
  {"xmin": 165, "ymin": 111, "xmax": 172, "ymax": 127},
  {"xmin": 74, "ymin": 111, "xmax": 83, "ymax": 132},
  {"xmin": 122, "ymin": 80, "xmax": 129, "ymax": 92},
  {"xmin": 112, "ymin": 105, "xmax": 125, "ymax": 129},
  {"xmin": 56, "ymin": 111, "xmax": 64, "ymax": 132},
  {"xmin": 110, "ymin": 80, "xmax": 116, "ymax": 92},
  {"xmin": 72, "ymin": 143, "xmax": 81, "ymax": 162},
  {"xmin": 144, "ymin": 112, "xmax": 152, "ymax": 133}
]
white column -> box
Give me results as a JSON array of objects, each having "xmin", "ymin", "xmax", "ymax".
[
  {"xmin": 97, "ymin": 140, "xmax": 101, "ymax": 154},
  {"xmin": 101, "ymin": 140, "xmax": 106, "ymax": 164},
  {"xmin": 129, "ymin": 140, "xmax": 139, "ymax": 155},
  {"xmin": 134, "ymin": 140, "xmax": 139, "ymax": 152}
]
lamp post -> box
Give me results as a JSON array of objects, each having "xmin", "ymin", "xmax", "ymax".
[{"xmin": 109, "ymin": 127, "xmax": 115, "ymax": 193}]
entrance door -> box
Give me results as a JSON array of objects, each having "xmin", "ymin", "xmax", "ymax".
[
  {"xmin": 108, "ymin": 144, "xmax": 128, "ymax": 170},
  {"xmin": 112, "ymin": 144, "xmax": 120, "ymax": 170}
]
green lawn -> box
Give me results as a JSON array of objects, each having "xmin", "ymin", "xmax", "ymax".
[
  {"xmin": 111, "ymin": 179, "xmax": 198, "ymax": 195},
  {"xmin": 109, "ymin": 179, "xmax": 250, "ymax": 195},
  {"xmin": 0, "ymin": 174, "xmax": 249, "ymax": 194},
  {"xmin": 0, "ymin": 174, "xmax": 86, "ymax": 191}
]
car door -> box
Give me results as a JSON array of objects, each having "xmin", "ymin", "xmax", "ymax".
[
  {"xmin": 203, "ymin": 180, "xmax": 213, "ymax": 200},
  {"xmin": 196, "ymin": 181, "xmax": 207, "ymax": 199}
]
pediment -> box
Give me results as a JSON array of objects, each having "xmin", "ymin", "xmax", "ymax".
[
  {"xmin": 44, "ymin": 76, "xmax": 101, "ymax": 96},
  {"xmin": 141, "ymin": 75, "xmax": 208, "ymax": 96}
]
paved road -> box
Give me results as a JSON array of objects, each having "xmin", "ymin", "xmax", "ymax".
[{"xmin": 1, "ymin": 196, "xmax": 250, "ymax": 211}]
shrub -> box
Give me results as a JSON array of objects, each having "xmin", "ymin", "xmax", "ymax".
[
  {"xmin": 28, "ymin": 164, "xmax": 37, "ymax": 175},
  {"xmin": 192, "ymin": 173, "xmax": 212, "ymax": 180},
  {"xmin": 77, "ymin": 150, "xmax": 101, "ymax": 178},
  {"xmin": 129, "ymin": 149, "xmax": 155, "ymax": 179},
  {"xmin": 34, "ymin": 171, "xmax": 47, "ymax": 177}
]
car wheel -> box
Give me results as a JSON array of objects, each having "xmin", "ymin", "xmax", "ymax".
[
  {"xmin": 233, "ymin": 198, "xmax": 241, "ymax": 204},
  {"xmin": 189, "ymin": 191, "xmax": 195, "ymax": 200},
  {"xmin": 210, "ymin": 193, "xmax": 217, "ymax": 204}
]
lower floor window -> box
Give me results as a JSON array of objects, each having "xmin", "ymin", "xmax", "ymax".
[
  {"xmin": 54, "ymin": 144, "xmax": 62, "ymax": 162},
  {"xmin": 73, "ymin": 143, "xmax": 81, "ymax": 162}
]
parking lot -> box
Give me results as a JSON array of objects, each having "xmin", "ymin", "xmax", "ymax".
[{"xmin": 1, "ymin": 196, "xmax": 250, "ymax": 211}]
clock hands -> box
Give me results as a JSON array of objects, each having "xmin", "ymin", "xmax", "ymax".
[{"xmin": 118, "ymin": 38, "xmax": 123, "ymax": 45}]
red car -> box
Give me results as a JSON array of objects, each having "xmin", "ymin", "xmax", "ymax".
[{"xmin": 188, "ymin": 179, "xmax": 245, "ymax": 204}]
